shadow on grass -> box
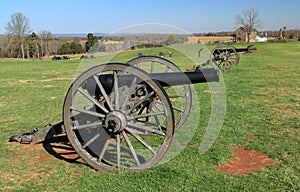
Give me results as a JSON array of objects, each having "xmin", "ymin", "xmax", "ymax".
[
  {"xmin": 41, "ymin": 129, "xmax": 146, "ymax": 170},
  {"xmin": 42, "ymin": 133, "xmax": 86, "ymax": 165}
]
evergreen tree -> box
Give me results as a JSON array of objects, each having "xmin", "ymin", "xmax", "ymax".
[{"xmin": 85, "ymin": 33, "xmax": 97, "ymax": 52}]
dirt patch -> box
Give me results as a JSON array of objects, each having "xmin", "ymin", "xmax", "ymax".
[
  {"xmin": 217, "ymin": 147, "xmax": 276, "ymax": 175},
  {"xmin": 36, "ymin": 153, "xmax": 52, "ymax": 163},
  {"xmin": 12, "ymin": 141, "xmax": 81, "ymax": 164},
  {"xmin": 15, "ymin": 143, "xmax": 44, "ymax": 154},
  {"xmin": 2, "ymin": 143, "xmax": 57, "ymax": 190},
  {"xmin": 12, "ymin": 143, "xmax": 52, "ymax": 164}
]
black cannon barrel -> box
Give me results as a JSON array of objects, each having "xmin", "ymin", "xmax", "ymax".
[
  {"xmin": 150, "ymin": 69, "xmax": 219, "ymax": 86},
  {"xmin": 83, "ymin": 69, "xmax": 219, "ymax": 95}
]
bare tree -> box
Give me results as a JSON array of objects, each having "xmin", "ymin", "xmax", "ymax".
[
  {"xmin": 39, "ymin": 30, "xmax": 52, "ymax": 57},
  {"xmin": 235, "ymin": 8, "xmax": 262, "ymax": 43},
  {"xmin": 5, "ymin": 12, "xmax": 31, "ymax": 59},
  {"xmin": 5, "ymin": 35, "xmax": 16, "ymax": 58}
]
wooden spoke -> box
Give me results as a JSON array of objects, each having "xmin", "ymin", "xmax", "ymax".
[
  {"xmin": 93, "ymin": 75, "xmax": 113, "ymax": 111},
  {"xmin": 97, "ymin": 138, "xmax": 111, "ymax": 163},
  {"xmin": 121, "ymin": 77, "xmax": 137, "ymax": 111},
  {"xmin": 73, "ymin": 121, "xmax": 103, "ymax": 130},
  {"xmin": 122, "ymin": 131, "xmax": 140, "ymax": 166},
  {"xmin": 82, "ymin": 133, "xmax": 101, "ymax": 149},
  {"xmin": 127, "ymin": 122, "xmax": 165, "ymax": 136},
  {"xmin": 127, "ymin": 111, "xmax": 164, "ymax": 120},
  {"xmin": 125, "ymin": 127, "xmax": 156, "ymax": 155},
  {"xmin": 77, "ymin": 88, "xmax": 109, "ymax": 114},
  {"xmin": 172, "ymin": 106, "xmax": 184, "ymax": 113},
  {"xmin": 116, "ymin": 134, "xmax": 121, "ymax": 168},
  {"xmin": 150, "ymin": 61, "xmax": 154, "ymax": 73},
  {"xmin": 70, "ymin": 106, "xmax": 105, "ymax": 118},
  {"xmin": 113, "ymin": 70, "xmax": 120, "ymax": 110}
]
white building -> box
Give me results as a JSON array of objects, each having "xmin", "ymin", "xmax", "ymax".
[{"xmin": 256, "ymin": 36, "xmax": 267, "ymax": 42}]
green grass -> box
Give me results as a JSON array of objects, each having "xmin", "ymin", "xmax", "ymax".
[{"xmin": 0, "ymin": 42, "xmax": 299, "ymax": 191}]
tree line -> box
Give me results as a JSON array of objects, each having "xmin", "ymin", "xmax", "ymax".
[
  {"xmin": 0, "ymin": 12, "xmax": 189, "ymax": 59},
  {"xmin": 0, "ymin": 13, "xmax": 189, "ymax": 59},
  {"xmin": 0, "ymin": 12, "xmax": 85, "ymax": 59}
]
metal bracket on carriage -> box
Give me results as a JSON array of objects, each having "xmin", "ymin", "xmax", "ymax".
[
  {"xmin": 9, "ymin": 128, "xmax": 39, "ymax": 144},
  {"xmin": 8, "ymin": 121, "xmax": 65, "ymax": 144}
]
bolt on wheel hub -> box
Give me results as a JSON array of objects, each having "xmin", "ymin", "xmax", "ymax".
[{"xmin": 105, "ymin": 111, "xmax": 127, "ymax": 133}]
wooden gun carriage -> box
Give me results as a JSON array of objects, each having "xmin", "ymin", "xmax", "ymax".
[{"xmin": 11, "ymin": 56, "xmax": 220, "ymax": 171}]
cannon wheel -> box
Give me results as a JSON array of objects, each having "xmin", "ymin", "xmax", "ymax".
[
  {"xmin": 211, "ymin": 45, "xmax": 240, "ymax": 72},
  {"xmin": 63, "ymin": 63, "xmax": 174, "ymax": 171},
  {"xmin": 127, "ymin": 56, "xmax": 191, "ymax": 131}
]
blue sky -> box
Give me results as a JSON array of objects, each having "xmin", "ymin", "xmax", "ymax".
[{"xmin": 0, "ymin": 0, "xmax": 299, "ymax": 34}]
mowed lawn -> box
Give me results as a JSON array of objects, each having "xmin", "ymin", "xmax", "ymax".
[{"xmin": 0, "ymin": 42, "xmax": 299, "ymax": 191}]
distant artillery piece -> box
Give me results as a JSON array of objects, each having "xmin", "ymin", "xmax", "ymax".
[
  {"xmin": 159, "ymin": 51, "xmax": 165, "ymax": 57},
  {"xmin": 158, "ymin": 51, "xmax": 173, "ymax": 57},
  {"xmin": 80, "ymin": 55, "xmax": 96, "ymax": 59},
  {"xmin": 52, "ymin": 55, "xmax": 70, "ymax": 60},
  {"xmin": 197, "ymin": 44, "xmax": 256, "ymax": 72}
]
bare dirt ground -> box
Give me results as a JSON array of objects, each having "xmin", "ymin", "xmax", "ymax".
[
  {"xmin": 10, "ymin": 142, "xmax": 277, "ymax": 176},
  {"xmin": 217, "ymin": 147, "xmax": 277, "ymax": 175}
]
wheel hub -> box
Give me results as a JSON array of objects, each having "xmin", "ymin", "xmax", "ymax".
[
  {"xmin": 105, "ymin": 111, "xmax": 127, "ymax": 133},
  {"xmin": 220, "ymin": 53, "xmax": 228, "ymax": 61}
]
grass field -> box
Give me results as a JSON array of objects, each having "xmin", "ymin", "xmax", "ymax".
[{"xmin": 0, "ymin": 42, "xmax": 299, "ymax": 191}]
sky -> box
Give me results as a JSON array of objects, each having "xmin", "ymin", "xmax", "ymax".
[{"xmin": 0, "ymin": 0, "xmax": 299, "ymax": 34}]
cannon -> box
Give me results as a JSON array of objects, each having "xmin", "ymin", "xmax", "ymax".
[
  {"xmin": 197, "ymin": 44, "xmax": 255, "ymax": 72},
  {"xmin": 10, "ymin": 56, "xmax": 220, "ymax": 171}
]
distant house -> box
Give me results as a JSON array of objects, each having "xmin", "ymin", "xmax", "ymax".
[{"xmin": 234, "ymin": 27, "xmax": 257, "ymax": 43}]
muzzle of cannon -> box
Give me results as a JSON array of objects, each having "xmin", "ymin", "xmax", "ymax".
[{"xmin": 11, "ymin": 56, "xmax": 221, "ymax": 171}]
